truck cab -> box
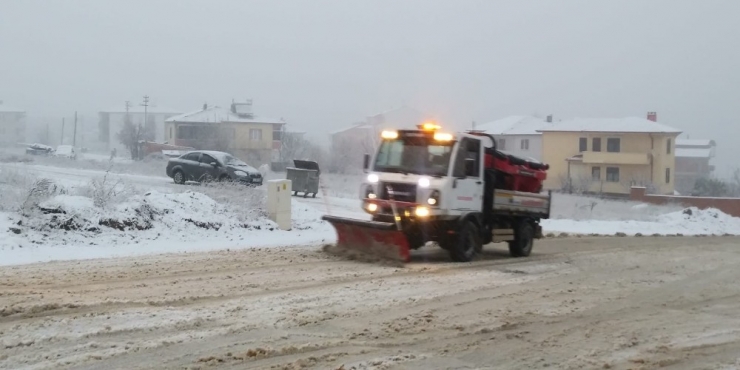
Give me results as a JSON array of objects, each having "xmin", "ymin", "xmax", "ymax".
[{"xmin": 360, "ymin": 124, "xmax": 490, "ymax": 221}]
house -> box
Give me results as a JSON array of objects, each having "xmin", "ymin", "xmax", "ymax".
[
  {"xmin": 538, "ymin": 112, "xmax": 682, "ymax": 195},
  {"xmin": 674, "ymin": 139, "xmax": 716, "ymax": 194},
  {"xmin": 0, "ymin": 101, "xmax": 26, "ymax": 146},
  {"xmin": 98, "ymin": 102, "xmax": 182, "ymax": 153},
  {"xmin": 330, "ymin": 106, "xmax": 429, "ymax": 172},
  {"xmin": 473, "ymin": 115, "xmax": 554, "ymax": 161},
  {"xmin": 164, "ymin": 101, "xmax": 285, "ymax": 165}
]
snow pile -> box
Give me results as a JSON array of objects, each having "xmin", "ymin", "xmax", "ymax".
[
  {"xmin": 542, "ymin": 207, "xmax": 740, "ymax": 236},
  {"xmin": 0, "ymin": 190, "xmax": 334, "ymax": 266}
]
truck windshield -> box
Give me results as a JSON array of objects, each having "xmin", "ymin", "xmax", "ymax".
[{"xmin": 373, "ymin": 137, "xmax": 453, "ymax": 176}]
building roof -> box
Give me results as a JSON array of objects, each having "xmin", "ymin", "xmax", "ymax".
[
  {"xmin": 537, "ymin": 117, "xmax": 682, "ymax": 134},
  {"xmin": 675, "ymin": 147, "xmax": 714, "ymax": 158},
  {"xmin": 332, "ymin": 105, "xmax": 428, "ymax": 135},
  {"xmin": 474, "ymin": 116, "xmax": 553, "ymax": 135},
  {"xmin": 676, "ymin": 139, "xmax": 716, "ymax": 147},
  {"xmin": 331, "ymin": 123, "xmax": 375, "ymax": 135},
  {"xmin": 165, "ymin": 105, "xmax": 285, "ymax": 125}
]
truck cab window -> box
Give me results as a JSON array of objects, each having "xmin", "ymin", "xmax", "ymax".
[{"xmin": 453, "ymin": 138, "xmax": 481, "ymax": 178}]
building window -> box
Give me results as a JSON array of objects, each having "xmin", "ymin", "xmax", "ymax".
[
  {"xmin": 273, "ymin": 130, "xmax": 282, "ymax": 141},
  {"xmin": 498, "ymin": 138, "xmax": 506, "ymax": 150},
  {"xmin": 249, "ymin": 129, "xmax": 262, "ymax": 141},
  {"xmin": 666, "ymin": 138, "xmax": 671, "ymax": 154},
  {"xmin": 169, "ymin": 127, "xmax": 173, "ymax": 139},
  {"xmin": 607, "ymin": 138, "xmax": 621, "ymax": 153},
  {"xmin": 592, "ymin": 138, "xmax": 601, "ymax": 152},
  {"xmin": 177, "ymin": 126, "xmax": 196, "ymax": 139},
  {"xmin": 520, "ymin": 139, "xmax": 529, "ymax": 150},
  {"xmin": 592, "ymin": 166, "xmax": 601, "ymax": 181},
  {"xmin": 606, "ymin": 167, "xmax": 620, "ymax": 182},
  {"xmin": 579, "ymin": 137, "xmax": 587, "ymax": 152},
  {"xmin": 665, "ymin": 168, "xmax": 671, "ymax": 184}
]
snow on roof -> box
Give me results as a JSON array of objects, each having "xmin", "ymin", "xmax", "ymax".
[
  {"xmin": 474, "ymin": 116, "xmax": 553, "ymax": 135},
  {"xmin": 676, "ymin": 139, "xmax": 715, "ymax": 147},
  {"xmin": 165, "ymin": 106, "xmax": 285, "ymax": 125},
  {"xmin": 675, "ymin": 147, "xmax": 714, "ymax": 158},
  {"xmin": 537, "ymin": 117, "xmax": 682, "ymax": 134}
]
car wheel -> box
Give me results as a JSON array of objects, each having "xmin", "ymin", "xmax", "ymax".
[
  {"xmin": 173, "ymin": 170, "xmax": 185, "ymax": 185},
  {"xmin": 218, "ymin": 174, "xmax": 231, "ymax": 182}
]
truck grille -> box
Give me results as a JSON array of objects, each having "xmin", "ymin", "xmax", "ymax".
[{"xmin": 379, "ymin": 182, "xmax": 416, "ymax": 203}]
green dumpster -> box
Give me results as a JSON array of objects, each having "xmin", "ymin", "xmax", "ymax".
[{"xmin": 286, "ymin": 159, "xmax": 320, "ymax": 198}]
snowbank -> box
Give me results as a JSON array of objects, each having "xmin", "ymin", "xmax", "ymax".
[
  {"xmin": 0, "ymin": 190, "xmax": 333, "ymax": 266},
  {"xmin": 542, "ymin": 207, "xmax": 740, "ymax": 236}
]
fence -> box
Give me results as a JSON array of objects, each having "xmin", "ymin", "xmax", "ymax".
[{"xmin": 630, "ymin": 186, "xmax": 740, "ymax": 217}]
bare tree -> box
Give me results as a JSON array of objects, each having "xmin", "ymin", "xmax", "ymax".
[
  {"xmin": 693, "ymin": 177, "xmax": 730, "ymax": 197},
  {"xmin": 117, "ymin": 116, "xmax": 153, "ymax": 160},
  {"xmin": 329, "ymin": 135, "xmax": 364, "ymax": 174},
  {"xmin": 279, "ymin": 132, "xmax": 309, "ymax": 162}
]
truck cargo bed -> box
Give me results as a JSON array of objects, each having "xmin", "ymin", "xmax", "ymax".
[{"xmin": 492, "ymin": 189, "xmax": 550, "ymax": 218}]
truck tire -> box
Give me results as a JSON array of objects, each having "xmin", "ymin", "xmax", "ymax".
[
  {"xmin": 449, "ymin": 220, "xmax": 481, "ymax": 262},
  {"xmin": 509, "ymin": 222, "xmax": 534, "ymax": 257}
]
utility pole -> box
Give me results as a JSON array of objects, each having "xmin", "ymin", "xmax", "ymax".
[
  {"xmin": 141, "ymin": 95, "xmax": 149, "ymax": 131},
  {"xmin": 139, "ymin": 95, "xmax": 149, "ymax": 160},
  {"xmin": 73, "ymin": 111, "xmax": 78, "ymax": 147},
  {"xmin": 61, "ymin": 118, "xmax": 65, "ymax": 145}
]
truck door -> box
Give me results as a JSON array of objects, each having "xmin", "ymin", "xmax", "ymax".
[{"xmin": 450, "ymin": 137, "xmax": 484, "ymax": 212}]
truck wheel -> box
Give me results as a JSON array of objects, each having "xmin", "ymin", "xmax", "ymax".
[
  {"xmin": 509, "ymin": 222, "xmax": 534, "ymax": 257},
  {"xmin": 173, "ymin": 170, "xmax": 185, "ymax": 185},
  {"xmin": 449, "ymin": 220, "xmax": 481, "ymax": 262}
]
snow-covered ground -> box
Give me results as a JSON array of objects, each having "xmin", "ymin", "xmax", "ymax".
[{"xmin": 1, "ymin": 150, "xmax": 739, "ymax": 267}]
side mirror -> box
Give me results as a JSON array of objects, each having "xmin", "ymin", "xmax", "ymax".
[
  {"xmin": 363, "ymin": 154, "xmax": 370, "ymax": 171},
  {"xmin": 210, "ymin": 162, "xmax": 218, "ymax": 167}
]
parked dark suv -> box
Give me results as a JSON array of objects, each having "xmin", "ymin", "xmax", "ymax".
[{"xmin": 165, "ymin": 150, "xmax": 263, "ymax": 186}]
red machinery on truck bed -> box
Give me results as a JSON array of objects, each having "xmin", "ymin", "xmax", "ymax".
[{"xmin": 469, "ymin": 130, "xmax": 549, "ymax": 194}]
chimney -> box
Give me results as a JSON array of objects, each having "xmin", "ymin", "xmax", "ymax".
[
  {"xmin": 546, "ymin": 114, "xmax": 553, "ymax": 123},
  {"xmin": 203, "ymin": 103, "xmax": 208, "ymax": 110},
  {"xmin": 647, "ymin": 112, "xmax": 657, "ymax": 122}
]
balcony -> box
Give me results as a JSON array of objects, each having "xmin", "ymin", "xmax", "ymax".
[{"xmin": 581, "ymin": 151, "xmax": 650, "ymax": 165}]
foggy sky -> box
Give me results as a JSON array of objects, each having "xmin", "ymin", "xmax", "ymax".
[{"xmin": 1, "ymin": 0, "xmax": 739, "ymax": 175}]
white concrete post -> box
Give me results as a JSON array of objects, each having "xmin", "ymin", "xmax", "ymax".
[{"xmin": 267, "ymin": 179, "xmax": 292, "ymax": 230}]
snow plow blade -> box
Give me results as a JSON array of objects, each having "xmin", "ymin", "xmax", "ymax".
[{"xmin": 321, "ymin": 215, "xmax": 411, "ymax": 263}]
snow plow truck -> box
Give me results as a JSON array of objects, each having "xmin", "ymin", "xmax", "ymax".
[{"xmin": 322, "ymin": 123, "xmax": 552, "ymax": 263}]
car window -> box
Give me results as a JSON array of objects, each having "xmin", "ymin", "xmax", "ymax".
[
  {"xmin": 201, "ymin": 154, "xmax": 217, "ymax": 164},
  {"xmin": 184, "ymin": 152, "xmax": 200, "ymax": 161}
]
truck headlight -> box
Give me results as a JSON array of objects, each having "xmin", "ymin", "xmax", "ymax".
[
  {"xmin": 427, "ymin": 190, "xmax": 440, "ymax": 206},
  {"xmin": 366, "ymin": 203, "xmax": 378, "ymax": 212},
  {"xmin": 367, "ymin": 173, "xmax": 379, "ymax": 183},
  {"xmin": 415, "ymin": 206, "xmax": 430, "ymax": 217},
  {"xmin": 418, "ymin": 177, "xmax": 430, "ymax": 188}
]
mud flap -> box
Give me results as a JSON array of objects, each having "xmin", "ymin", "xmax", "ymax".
[
  {"xmin": 322, "ymin": 215, "xmax": 411, "ymax": 263},
  {"xmin": 535, "ymin": 223, "xmax": 543, "ymax": 239}
]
